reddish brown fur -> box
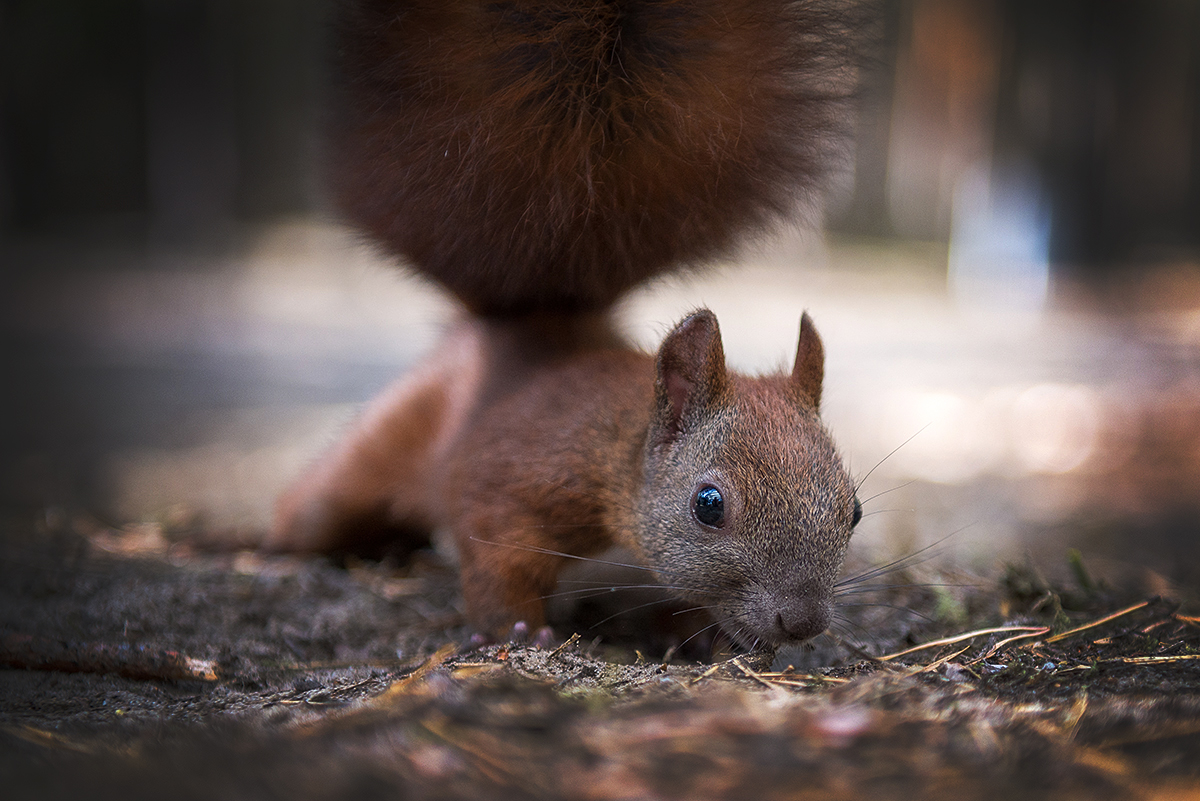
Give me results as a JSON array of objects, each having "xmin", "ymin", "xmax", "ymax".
[
  {"xmin": 270, "ymin": 327, "xmax": 485, "ymax": 553},
  {"xmin": 330, "ymin": 0, "xmax": 860, "ymax": 314},
  {"xmin": 274, "ymin": 310, "xmax": 857, "ymax": 644},
  {"xmin": 273, "ymin": 316, "xmax": 658, "ymax": 632},
  {"xmin": 274, "ymin": 1, "xmax": 865, "ymax": 644},
  {"xmin": 444, "ymin": 343, "xmax": 656, "ymax": 630}
]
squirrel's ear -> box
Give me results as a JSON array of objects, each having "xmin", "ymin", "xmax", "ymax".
[
  {"xmin": 652, "ymin": 309, "xmax": 729, "ymax": 445},
  {"xmin": 791, "ymin": 312, "xmax": 824, "ymax": 410}
]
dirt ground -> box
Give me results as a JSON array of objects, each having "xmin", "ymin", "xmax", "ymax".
[
  {"xmin": 5, "ymin": 229, "xmax": 1200, "ymax": 801},
  {"xmin": 3, "ymin": 509, "xmax": 1198, "ymax": 801}
]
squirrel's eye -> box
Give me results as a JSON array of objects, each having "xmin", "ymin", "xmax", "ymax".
[
  {"xmin": 851, "ymin": 495, "xmax": 862, "ymax": 527},
  {"xmin": 693, "ymin": 485, "xmax": 725, "ymax": 528}
]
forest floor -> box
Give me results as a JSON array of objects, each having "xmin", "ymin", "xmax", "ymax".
[{"xmin": 2, "ymin": 512, "xmax": 1198, "ymax": 801}]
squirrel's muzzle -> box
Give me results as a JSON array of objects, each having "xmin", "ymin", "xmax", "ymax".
[{"xmin": 747, "ymin": 584, "xmax": 833, "ymax": 645}]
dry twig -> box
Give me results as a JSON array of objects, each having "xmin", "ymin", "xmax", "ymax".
[
  {"xmin": 877, "ymin": 626, "xmax": 1047, "ymax": 662},
  {"xmin": 0, "ymin": 632, "xmax": 218, "ymax": 682},
  {"xmin": 1042, "ymin": 601, "xmax": 1151, "ymax": 644}
]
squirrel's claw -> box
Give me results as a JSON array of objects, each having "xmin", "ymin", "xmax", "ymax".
[
  {"xmin": 530, "ymin": 626, "xmax": 555, "ymax": 649},
  {"xmin": 506, "ymin": 621, "xmax": 556, "ymax": 648}
]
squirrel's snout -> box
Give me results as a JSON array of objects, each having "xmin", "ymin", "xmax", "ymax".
[
  {"xmin": 739, "ymin": 581, "xmax": 835, "ymax": 645},
  {"xmin": 772, "ymin": 594, "xmax": 832, "ymax": 643}
]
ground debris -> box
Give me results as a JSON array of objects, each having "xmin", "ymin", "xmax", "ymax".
[{"xmin": 2, "ymin": 521, "xmax": 1199, "ymax": 799}]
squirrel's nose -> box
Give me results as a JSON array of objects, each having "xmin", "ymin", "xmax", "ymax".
[{"xmin": 775, "ymin": 598, "xmax": 831, "ymax": 642}]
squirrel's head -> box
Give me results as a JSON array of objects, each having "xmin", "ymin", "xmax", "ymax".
[{"xmin": 639, "ymin": 309, "xmax": 858, "ymax": 648}]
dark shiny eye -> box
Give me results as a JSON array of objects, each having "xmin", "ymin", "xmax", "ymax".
[
  {"xmin": 851, "ymin": 495, "xmax": 862, "ymax": 527},
  {"xmin": 693, "ymin": 485, "xmax": 725, "ymax": 528}
]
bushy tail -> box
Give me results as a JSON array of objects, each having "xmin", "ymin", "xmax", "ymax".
[{"xmin": 330, "ymin": 0, "xmax": 864, "ymax": 315}]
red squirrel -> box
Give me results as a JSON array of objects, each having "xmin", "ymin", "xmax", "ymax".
[{"xmin": 268, "ymin": 0, "xmax": 865, "ymax": 648}]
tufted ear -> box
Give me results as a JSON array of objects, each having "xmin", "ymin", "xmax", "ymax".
[
  {"xmin": 791, "ymin": 312, "xmax": 824, "ymax": 410},
  {"xmin": 651, "ymin": 309, "xmax": 729, "ymax": 446}
]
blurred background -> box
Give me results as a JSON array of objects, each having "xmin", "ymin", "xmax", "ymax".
[{"xmin": 3, "ymin": 0, "xmax": 1199, "ymax": 590}]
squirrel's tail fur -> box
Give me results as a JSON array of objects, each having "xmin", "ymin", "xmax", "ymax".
[{"xmin": 332, "ymin": 0, "xmax": 863, "ymax": 315}]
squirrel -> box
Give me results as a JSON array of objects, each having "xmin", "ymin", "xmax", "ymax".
[{"xmin": 267, "ymin": 0, "xmax": 866, "ymax": 649}]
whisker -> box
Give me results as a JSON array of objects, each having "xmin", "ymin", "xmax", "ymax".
[
  {"xmin": 829, "ymin": 614, "xmax": 871, "ymax": 640},
  {"xmin": 859, "ymin": 481, "xmax": 916, "ymax": 507},
  {"xmin": 861, "ymin": 508, "xmax": 912, "ymax": 519},
  {"xmin": 835, "ymin": 602, "xmax": 937, "ymax": 625},
  {"xmin": 467, "ymin": 535, "xmax": 698, "ymax": 582},
  {"xmin": 588, "ymin": 596, "xmax": 682, "ymax": 628},
  {"xmin": 672, "ymin": 604, "xmax": 722, "ymax": 617},
  {"xmin": 828, "ymin": 618, "xmax": 869, "ymax": 642},
  {"xmin": 553, "ymin": 578, "xmax": 716, "ymax": 594},
  {"xmin": 825, "ymin": 629, "xmax": 879, "ymax": 660},
  {"xmin": 536, "ymin": 583, "xmax": 678, "ymax": 603},
  {"xmin": 834, "ymin": 581, "xmax": 974, "ymax": 597},
  {"xmin": 835, "ymin": 525, "xmax": 972, "ymax": 588},
  {"xmin": 854, "ymin": 424, "xmax": 930, "ymax": 492},
  {"xmin": 675, "ymin": 619, "xmax": 727, "ymax": 651}
]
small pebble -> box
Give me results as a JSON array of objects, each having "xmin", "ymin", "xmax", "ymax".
[{"xmin": 941, "ymin": 662, "xmax": 969, "ymax": 682}]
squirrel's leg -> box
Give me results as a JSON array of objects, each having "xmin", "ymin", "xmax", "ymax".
[
  {"xmin": 268, "ymin": 332, "xmax": 483, "ymax": 555},
  {"xmin": 453, "ymin": 512, "xmax": 620, "ymax": 637},
  {"xmin": 453, "ymin": 517, "xmax": 568, "ymax": 635}
]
